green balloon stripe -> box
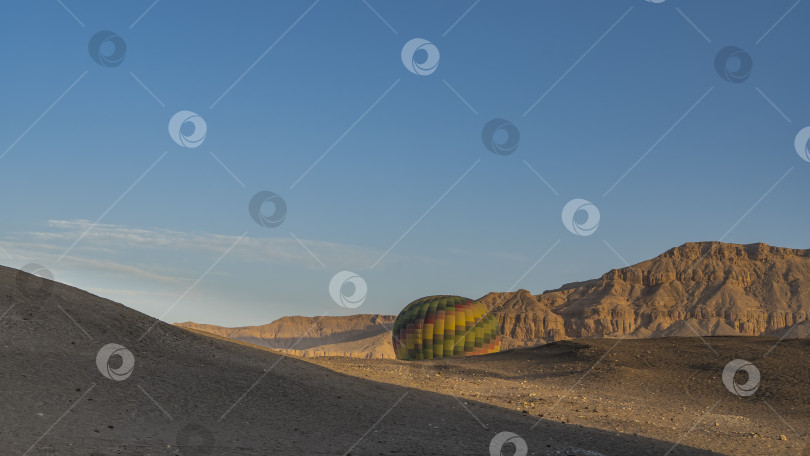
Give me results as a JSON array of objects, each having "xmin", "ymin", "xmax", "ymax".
[{"xmin": 392, "ymin": 295, "xmax": 501, "ymax": 361}]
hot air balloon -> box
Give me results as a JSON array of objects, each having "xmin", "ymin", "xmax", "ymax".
[{"xmin": 392, "ymin": 295, "xmax": 502, "ymax": 360}]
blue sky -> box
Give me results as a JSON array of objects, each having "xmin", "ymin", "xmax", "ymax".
[{"xmin": 1, "ymin": 0, "xmax": 808, "ymax": 327}]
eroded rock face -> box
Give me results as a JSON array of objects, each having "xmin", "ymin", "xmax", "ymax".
[
  {"xmin": 177, "ymin": 242, "xmax": 810, "ymax": 356},
  {"xmin": 477, "ymin": 289, "xmax": 567, "ymax": 349},
  {"xmin": 481, "ymin": 242, "xmax": 810, "ymax": 348}
]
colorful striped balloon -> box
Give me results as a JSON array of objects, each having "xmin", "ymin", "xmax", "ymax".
[{"xmin": 392, "ymin": 295, "xmax": 502, "ymax": 360}]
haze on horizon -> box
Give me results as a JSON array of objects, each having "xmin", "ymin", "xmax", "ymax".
[{"xmin": 1, "ymin": 0, "xmax": 808, "ymax": 327}]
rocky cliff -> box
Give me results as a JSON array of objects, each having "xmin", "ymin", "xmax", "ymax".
[
  {"xmin": 480, "ymin": 242, "xmax": 810, "ymax": 348},
  {"xmin": 178, "ymin": 242, "xmax": 810, "ymax": 356}
]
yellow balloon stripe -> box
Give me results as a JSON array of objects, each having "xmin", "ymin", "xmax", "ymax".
[{"xmin": 392, "ymin": 296, "xmax": 502, "ymax": 361}]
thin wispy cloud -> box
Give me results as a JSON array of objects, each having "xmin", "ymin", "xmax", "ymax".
[
  {"xmin": 11, "ymin": 219, "xmax": 385, "ymax": 270},
  {"xmin": 0, "ymin": 220, "xmax": 415, "ymax": 324},
  {"xmin": 84, "ymin": 287, "xmax": 181, "ymax": 302},
  {"xmin": 1, "ymin": 242, "xmax": 185, "ymax": 284}
]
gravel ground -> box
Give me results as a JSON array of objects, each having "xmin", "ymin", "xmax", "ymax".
[{"xmin": 308, "ymin": 337, "xmax": 810, "ymax": 456}]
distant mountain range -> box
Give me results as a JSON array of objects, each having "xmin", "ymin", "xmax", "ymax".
[
  {"xmin": 176, "ymin": 242, "xmax": 810, "ymax": 358},
  {"xmin": 175, "ymin": 314, "xmax": 396, "ymax": 358}
]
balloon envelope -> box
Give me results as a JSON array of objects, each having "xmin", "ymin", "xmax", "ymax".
[{"xmin": 392, "ymin": 295, "xmax": 502, "ymax": 360}]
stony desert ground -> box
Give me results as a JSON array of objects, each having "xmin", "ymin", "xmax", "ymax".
[
  {"xmin": 310, "ymin": 337, "xmax": 810, "ymax": 456},
  {"xmin": 0, "ymin": 265, "xmax": 729, "ymax": 455}
]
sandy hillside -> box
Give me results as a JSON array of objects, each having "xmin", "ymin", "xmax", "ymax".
[{"xmin": 0, "ymin": 265, "xmax": 720, "ymax": 455}]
